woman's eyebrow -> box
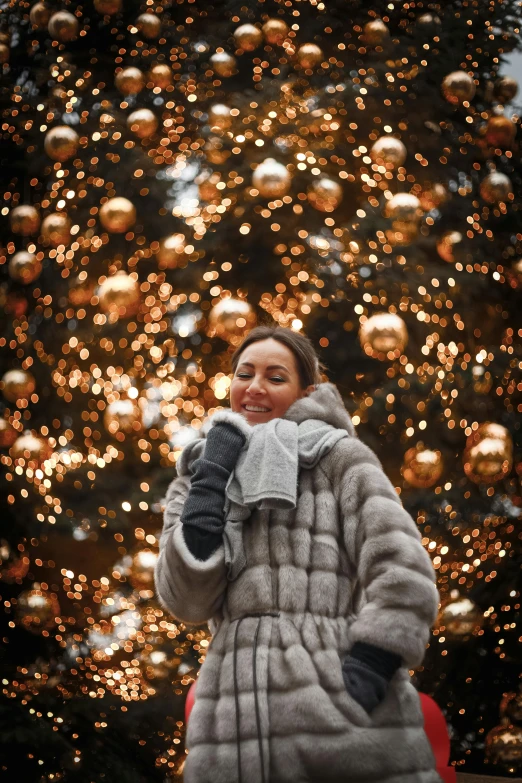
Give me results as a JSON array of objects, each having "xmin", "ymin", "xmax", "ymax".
[{"xmin": 238, "ymin": 361, "xmax": 289, "ymax": 372}]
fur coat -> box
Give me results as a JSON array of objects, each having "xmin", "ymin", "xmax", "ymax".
[{"xmin": 155, "ymin": 382, "xmax": 441, "ymax": 783}]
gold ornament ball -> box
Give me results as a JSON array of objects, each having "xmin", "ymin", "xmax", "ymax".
[
  {"xmin": 252, "ymin": 157, "xmax": 291, "ymax": 198},
  {"xmin": 417, "ymin": 13, "xmax": 441, "ymax": 31},
  {"xmin": 128, "ymin": 549, "xmax": 158, "ymax": 590},
  {"xmin": 209, "ymin": 103, "xmax": 232, "ymax": 130},
  {"xmin": 148, "ymin": 63, "xmax": 172, "ymax": 89},
  {"xmin": 439, "ymin": 596, "xmax": 484, "ymax": 640},
  {"xmin": 104, "ymin": 398, "xmax": 142, "ymax": 435},
  {"xmin": 94, "ymin": 0, "xmax": 122, "ymax": 15},
  {"xmin": 98, "ymin": 272, "xmax": 140, "ymax": 318},
  {"xmin": 418, "ymin": 182, "xmax": 447, "ymax": 212},
  {"xmin": 136, "ymin": 13, "xmax": 161, "ymax": 39},
  {"xmin": 402, "ymin": 446, "xmax": 443, "ymax": 488},
  {"xmin": 9, "ymin": 205, "xmax": 41, "ymax": 236},
  {"xmin": 0, "ymin": 419, "xmax": 18, "ymax": 449},
  {"xmin": 99, "ymin": 196, "xmax": 136, "ymax": 233},
  {"xmin": 157, "ymin": 234, "xmax": 186, "ymax": 269},
  {"xmin": 441, "ymin": 71, "xmax": 476, "ymax": 104},
  {"xmin": 297, "ymin": 43, "xmax": 323, "ymax": 69},
  {"xmin": 41, "ymin": 212, "xmax": 71, "ymax": 246},
  {"xmin": 262, "ymin": 18, "xmax": 289, "ymax": 45},
  {"xmin": 29, "ymin": 3, "xmax": 51, "ymax": 29},
  {"xmin": 501, "ymin": 692, "xmax": 522, "ymax": 726},
  {"xmin": 115, "ymin": 66, "xmax": 145, "ymax": 96},
  {"xmin": 48, "ymin": 11, "xmax": 79, "ymax": 42},
  {"xmin": 11, "ymin": 433, "xmax": 51, "ymax": 464},
  {"xmin": 307, "ymin": 177, "xmax": 343, "ymax": 212},
  {"xmin": 8, "ymin": 252, "xmax": 42, "ymax": 285},
  {"xmin": 16, "ymin": 587, "xmax": 60, "ymax": 634},
  {"xmin": 204, "ymin": 135, "xmax": 231, "ymax": 165},
  {"xmin": 1, "ymin": 369, "xmax": 36, "ymax": 402},
  {"xmin": 359, "ymin": 312, "xmax": 408, "ymax": 358},
  {"xmin": 206, "ymin": 298, "xmax": 257, "ymax": 345},
  {"xmin": 209, "ymin": 52, "xmax": 236, "ymax": 77},
  {"xmin": 363, "ymin": 20, "xmax": 390, "ymax": 46},
  {"xmin": 437, "ymin": 230, "xmax": 464, "ymax": 263},
  {"xmin": 127, "ymin": 108, "xmax": 158, "ymax": 139},
  {"xmin": 485, "ymin": 725, "xmax": 522, "ymax": 768},
  {"xmin": 0, "ymin": 43, "xmax": 9, "ymax": 63},
  {"xmin": 494, "ymin": 76, "xmax": 519, "ymax": 104},
  {"xmin": 234, "ymin": 23, "xmax": 263, "ymax": 51},
  {"xmin": 370, "ymin": 136, "xmax": 407, "ymax": 169},
  {"xmin": 485, "ymin": 115, "xmax": 516, "ymax": 148},
  {"xmin": 44, "ymin": 125, "xmax": 79, "ymax": 162},
  {"xmin": 0, "ymin": 539, "xmax": 30, "ymax": 583},
  {"xmin": 480, "ymin": 172, "xmax": 512, "ymax": 203},
  {"xmin": 68, "ymin": 273, "xmax": 95, "ymax": 306},
  {"xmin": 464, "ymin": 424, "xmax": 513, "ymax": 484},
  {"xmin": 474, "ymin": 421, "xmax": 512, "ymax": 445},
  {"xmin": 385, "ymin": 192, "xmax": 422, "ymax": 223}
]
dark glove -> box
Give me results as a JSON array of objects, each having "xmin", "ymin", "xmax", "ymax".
[
  {"xmin": 203, "ymin": 421, "xmax": 247, "ymax": 472},
  {"xmin": 342, "ymin": 641, "xmax": 401, "ymax": 715}
]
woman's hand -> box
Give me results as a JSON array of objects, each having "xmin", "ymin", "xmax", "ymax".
[
  {"xmin": 204, "ymin": 421, "xmax": 247, "ymax": 473},
  {"xmin": 341, "ymin": 657, "xmax": 389, "ymax": 714}
]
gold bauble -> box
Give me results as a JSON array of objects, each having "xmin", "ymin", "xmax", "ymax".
[
  {"xmin": 94, "ymin": 0, "xmax": 122, "ymax": 15},
  {"xmin": 48, "ymin": 11, "xmax": 79, "ymax": 42},
  {"xmin": 0, "ymin": 419, "xmax": 18, "ymax": 448},
  {"xmin": 296, "ymin": 43, "xmax": 323, "ymax": 69},
  {"xmin": 0, "ymin": 539, "xmax": 30, "ymax": 583},
  {"xmin": 136, "ymin": 13, "xmax": 161, "ymax": 39},
  {"xmin": 206, "ymin": 298, "xmax": 257, "ymax": 345},
  {"xmin": 148, "ymin": 63, "xmax": 172, "ymax": 89},
  {"xmin": 1, "ymin": 369, "xmax": 36, "ymax": 402},
  {"xmin": 104, "ymin": 398, "xmax": 142, "ymax": 435},
  {"xmin": 417, "ymin": 13, "xmax": 441, "ymax": 31},
  {"xmin": 473, "ymin": 422, "xmax": 512, "ymax": 445},
  {"xmin": 204, "ymin": 135, "xmax": 231, "ymax": 165},
  {"xmin": 494, "ymin": 76, "xmax": 519, "ymax": 104},
  {"xmin": 29, "ymin": 3, "xmax": 51, "ymax": 29},
  {"xmin": 126, "ymin": 108, "xmax": 158, "ymax": 138},
  {"xmin": 41, "ymin": 212, "xmax": 71, "ymax": 246},
  {"xmin": 208, "ymin": 103, "xmax": 232, "ymax": 130},
  {"xmin": 363, "ymin": 20, "xmax": 390, "ymax": 46},
  {"xmin": 15, "ymin": 587, "xmax": 60, "ymax": 634},
  {"xmin": 98, "ymin": 272, "xmax": 140, "ymax": 317},
  {"xmin": 402, "ymin": 446, "xmax": 443, "ymax": 488},
  {"xmin": 485, "ymin": 115, "xmax": 516, "ymax": 148},
  {"xmin": 418, "ymin": 182, "xmax": 447, "ymax": 212},
  {"xmin": 44, "ymin": 125, "xmax": 79, "ymax": 162},
  {"xmin": 385, "ymin": 193, "xmax": 422, "ymax": 241},
  {"xmin": 9, "ymin": 205, "xmax": 40, "ymax": 236},
  {"xmin": 307, "ymin": 177, "xmax": 343, "ymax": 212},
  {"xmin": 262, "ymin": 18, "xmax": 289, "ymax": 45},
  {"xmin": 359, "ymin": 312, "xmax": 408, "ymax": 357},
  {"xmin": 464, "ymin": 423, "xmax": 513, "ymax": 483},
  {"xmin": 501, "ymin": 691, "xmax": 522, "ymax": 726},
  {"xmin": 438, "ymin": 596, "xmax": 483, "ymax": 640},
  {"xmin": 234, "ymin": 23, "xmax": 263, "ymax": 51},
  {"xmin": 437, "ymin": 230, "xmax": 464, "ymax": 263},
  {"xmin": 8, "ymin": 251, "xmax": 42, "ymax": 284},
  {"xmin": 68, "ymin": 273, "xmax": 95, "ymax": 306},
  {"xmin": 485, "ymin": 725, "xmax": 522, "ymax": 767},
  {"xmin": 209, "ymin": 52, "xmax": 236, "ymax": 77},
  {"xmin": 252, "ymin": 157, "xmax": 291, "ymax": 198},
  {"xmin": 480, "ymin": 172, "xmax": 512, "ymax": 203},
  {"xmin": 128, "ymin": 549, "xmax": 158, "ymax": 590},
  {"xmin": 99, "ymin": 196, "xmax": 136, "ymax": 233},
  {"xmin": 11, "ymin": 433, "xmax": 51, "ymax": 464},
  {"xmin": 0, "ymin": 43, "xmax": 9, "ymax": 63},
  {"xmin": 370, "ymin": 136, "xmax": 407, "ymax": 168},
  {"xmin": 441, "ymin": 71, "xmax": 476, "ymax": 104},
  {"xmin": 115, "ymin": 66, "xmax": 145, "ymax": 96},
  {"xmin": 157, "ymin": 234, "xmax": 185, "ymax": 269}
]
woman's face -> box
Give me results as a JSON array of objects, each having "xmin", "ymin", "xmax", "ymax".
[{"xmin": 230, "ymin": 338, "xmax": 316, "ymax": 425}]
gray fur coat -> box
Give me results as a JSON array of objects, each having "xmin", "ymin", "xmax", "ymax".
[{"xmin": 155, "ymin": 383, "xmax": 441, "ymax": 783}]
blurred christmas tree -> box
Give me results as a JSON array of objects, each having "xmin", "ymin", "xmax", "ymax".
[{"xmin": 1, "ymin": 0, "xmax": 522, "ymax": 780}]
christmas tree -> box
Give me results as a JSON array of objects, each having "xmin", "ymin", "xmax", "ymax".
[{"xmin": 1, "ymin": 0, "xmax": 522, "ymax": 779}]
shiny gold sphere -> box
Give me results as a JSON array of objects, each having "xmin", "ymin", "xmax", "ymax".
[
  {"xmin": 94, "ymin": 0, "xmax": 122, "ymax": 15},
  {"xmin": 11, "ymin": 433, "xmax": 51, "ymax": 464},
  {"xmin": 126, "ymin": 108, "xmax": 158, "ymax": 139},
  {"xmin": 9, "ymin": 205, "xmax": 40, "ymax": 236},
  {"xmin": 206, "ymin": 298, "xmax": 257, "ymax": 346},
  {"xmin": 44, "ymin": 125, "xmax": 79, "ymax": 162},
  {"xmin": 370, "ymin": 136, "xmax": 407, "ymax": 168},
  {"xmin": 15, "ymin": 587, "xmax": 60, "ymax": 634},
  {"xmin": 234, "ymin": 23, "xmax": 263, "ymax": 51},
  {"xmin": 29, "ymin": 3, "xmax": 51, "ymax": 29},
  {"xmin": 262, "ymin": 18, "xmax": 289, "ymax": 45},
  {"xmin": 501, "ymin": 691, "xmax": 522, "ymax": 726},
  {"xmin": 104, "ymin": 398, "xmax": 142, "ymax": 435},
  {"xmin": 8, "ymin": 251, "xmax": 42, "ymax": 285},
  {"xmin": 41, "ymin": 212, "xmax": 71, "ymax": 246},
  {"xmin": 402, "ymin": 446, "xmax": 444, "ymax": 488},
  {"xmin": 115, "ymin": 66, "xmax": 145, "ymax": 96},
  {"xmin": 485, "ymin": 115, "xmax": 516, "ymax": 148},
  {"xmin": 417, "ymin": 13, "xmax": 441, "ymax": 31},
  {"xmin": 296, "ymin": 43, "xmax": 323, "ymax": 69},
  {"xmin": 0, "ymin": 43, "xmax": 9, "ymax": 63},
  {"xmin": 99, "ymin": 197, "xmax": 136, "ymax": 233},
  {"xmin": 0, "ymin": 539, "xmax": 30, "ymax": 582},
  {"xmin": 438, "ymin": 596, "xmax": 483, "ymax": 640},
  {"xmin": 157, "ymin": 234, "xmax": 185, "ymax": 269},
  {"xmin": 148, "ymin": 63, "xmax": 172, "ymax": 89},
  {"xmin": 480, "ymin": 172, "xmax": 512, "ymax": 203},
  {"xmin": 363, "ymin": 19, "xmax": 390, "ymax": 46},
  {"xmin": 136, "ymin": 13, "xmax": 161, "ymax": 39},
  {"xmin": 494, "ymin": 76, "xmax": 519, "ymax": 104},
  {"xmin": 359, "ymin": 312, "xmax": 408, "ymax": 358},
  {"xmin": 464, "ymin": 423, "xmax": 513, "ymax": 483},
  {"xmin": 418, "ymin": 182, "xmax": 447, "ymax": 211},
  {"xmin": 98, "ymin": 272, "xmax": 140, "ymax": 317},
  {"xmin": 209, "ymin": 52, "xmax": 236, "ymax": 77},
  {"xmin": 204, "ymin": 135, "xmax": 231, "ymax": 164},
  {"xmin": 0, "ymin": 419, "xmax": 18, "ymax": 449},
  {"xmin": 307, "ymin": 177, "xmax": 343, "ymax": 212},
  {"xmin": 208, "ymin": 103, "xmax": 232, "ymax": 130},
  {"xmin": 48, "ymin": 11, "xmax": 79, "ymax": 42},
  {"xmin": 474, "ymin": 421, "xmax": 512, "ymax": 445},
  {"xmin": 437, "ymin": 230, "xmax": 464, "ymax": 263},
  {"xmin": 485, "ymin": 724, "xmax": 522, "ymax": 767},
  {"xmin": 1, "ymin": 369, "xmax": 36, "ymax": 402},
  {"xmin": 252, "ymin": 157, "xmax": 291, "ymax": 198},
  {"xmin": 441, "ymin": 71, "xmax": 476, "ymax": 104},
  {"xmin": 128, "ymin": 549, "xmax": 158, "ymax": 590},
  {"xmin": 385, "ymin": 192, "xmax": 422, "ymax": 223}
]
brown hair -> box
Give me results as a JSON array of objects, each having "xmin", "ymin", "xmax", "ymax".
[{"xmin": 230, "ymin": 325, "xmax": 327, "ymax": 389}]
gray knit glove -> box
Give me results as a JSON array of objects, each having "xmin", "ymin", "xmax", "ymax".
[{"xmin": 341, "ymin": 657, "xmax": 389, "ymax": 715}]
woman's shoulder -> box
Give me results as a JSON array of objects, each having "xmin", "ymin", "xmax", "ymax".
[{"xmin": 319, "ymin": 432, "xmax": 383, "ymax": 479}]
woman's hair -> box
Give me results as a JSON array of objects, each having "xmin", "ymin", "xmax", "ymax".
[{"xmin": 230, "ymin": 325, "xmax": 327, "ymax": 389}]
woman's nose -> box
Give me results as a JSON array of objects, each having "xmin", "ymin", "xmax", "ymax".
[{"xmin": 247, "ymin": 376, "xmax": 266, "ymax": 395}]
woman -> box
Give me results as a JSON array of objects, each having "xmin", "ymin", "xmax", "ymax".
[{"xmin": 155, "ymin": 325, "xmax": 441, "ymax": 783}]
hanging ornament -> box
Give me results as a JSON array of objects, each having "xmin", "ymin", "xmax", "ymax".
[
  {"xmin": 104, "ymin": 398, "xmax": 142, "ymax": 435},
  {"xmin": 15, "ymin": 587, "xmax": 60, "ymax": 634},
  {"xmin": 9, "ymin": 205, "xmax": 40, "ymax": 236},
  {"xmin": 262, "ymin": 18, "xmax": 289, "ymax": 45},
  {"xmin": 68, "ymin": 273, "xmax": 95, "ymax": 306},
  {"xmin": 0, "ymin": 419, "xmax": 18, "ymax": 448},
  {"xmin": 94, "ymin": 0, "xmax": 122, "ymax": 15},
  {"xmin": 128, "ymin": 549, "xmax": 159, "ymax": 591},
  {"xmin": 44, "ymin": 126, "xmax": 79, "ymax": 162},
  {"xmin": 370, "ymin": 136, "xmax": 407, "ymax": 168},
  {"xmin": 463, "ymin": 423, "xmax": 513, "ymax": 483},
  {"xmin": 208, "ymin": 103, "xmax": 232, "ymax": 130},
  {"xmin": 307, "ymin": 177, "xmax": 343, "ymax": 212},
  {"xmin": 480, "ymin": 172, "xmax": 512, "ymax": 203},
  {"xmin": 0, "ymin": 539, "xmax": 30, "ymax": 583},
  {"xmin": 48, "ymin": 10, "xmax": 79, "ymax": 42},
  {"xmin": 363, "ymin": 20, "xmax": 390, "ymax": 47},
  {"xmin": 206, "ymin": 298, "xmax": 257, "ymax": 345},
  {"xmin": 126, "ymin": 108, "xmax": 158, "ymax": 138},
  {"xmin": 148, "ymin": 63, "xmax": 172, "ymax": 90},
  {"xmin": 11, "ymin": 432, "xmax": 51, "ymax": 464},
  {"xmin": 157, "ymin": 234, "xmax": 186, "ymax": 269},
  {"xmin": 136, "ymin": 13, "xmax": 161, "ymax": 39},
  {"xmin": 99, "ymin": 196, "xmax": 136, "ymax": 233},
  {"xmin": 416, "ymin": 13, "xmax": 441, "ymax": 32},
  {"xmin": 252, "ymin": 158, "xmax": 291, "ymax": 198},
  {"xmin": 438, "ymin": 596, "xmax": 484, "ymax": 640},
  {"xmin": 8, "ymin": 251, "xmax": 42, "ymax": 284},
  {"xmin": 485, "ymin": 116, "xmax": 516, "ymax": 148},
  {"xmin": 485, "ymin": 725, "xmax": 522, "ymax": 768},
  {"xmin": 359, "ymin": 312, "xmax": 408, "ymax": 358},
  {"xmin": 115, "ymin": 67, "xmax": 145, "ymax": 96},
  {"xmin": 418, "ymin": 182, "xmax": 447, "ymax": 212},
  {"xmin": 441, "ymin": 71, "xmax": 476, "ymax": 104},
  {"xmin": 385, "ymin": 193, "xmax": 422, "ymax": 241},
  {"xmin": 1, "ymin": 369, "xmax": 36, "ymax": 402},
  {"xmin": 296, "ymin": 43, "xmax": 323, "ymax": 69},
  {"xmin": 197, "ymin": 171, "xmax": 222, "ymax": 202},
  {"xmin": 98, "ymin": 272, "xmax": 140, "ymax": 317},
  {"xmin": 402, "ymin": 446, "xmax": 444, "ymax": 488},
  {"xmin": 494, "ymin": 76, "xmax": 519, "ymax": 104},
  {"xmin": 41, "ymin": 212, "xmax": 71, "ymax": 246},
  {"xmin": 204, "ymin": 135, "xmax": 231, "ymax": 164},
  {"xmin": 501, "ymin": 691, "xmax": 522, "ymax": 726},
  {"xmin": 234, "ymin": 23, "xmax": 263, "ymax": 51},
  {"xmin": 29, "ymin": 3, "xmax": 51, "ymax": 29},
  {"xmin": 209, "ymin": 52, "xmax": 236, "ymax": 77},
  {"xmin": 437, "ymin": 230, "xmax": 464, "ymax": 263}
]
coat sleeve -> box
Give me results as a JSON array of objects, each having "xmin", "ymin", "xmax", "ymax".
[
  {"xmin": 154, "ymin": 472, "xmax": 227, "ymax": 625},
  {"xmin": 331, "ymin": 437, "xmax": 439, "ymax": 668}
]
